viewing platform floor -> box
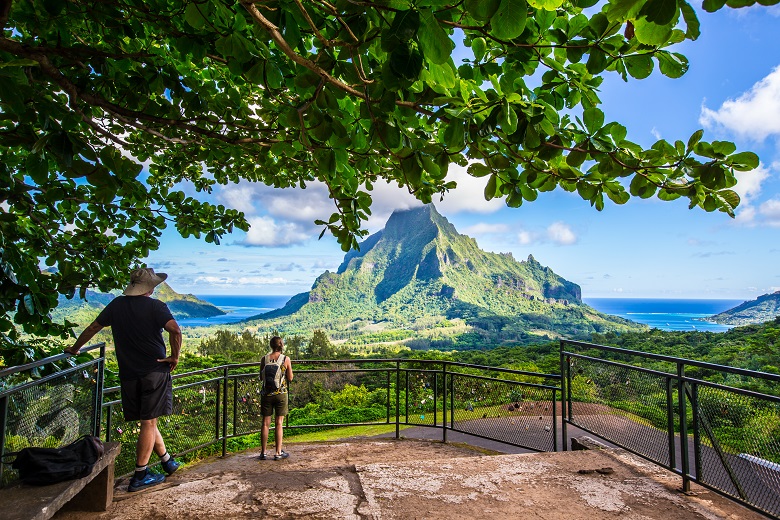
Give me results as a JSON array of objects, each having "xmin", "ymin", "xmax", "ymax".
[{"xmin": 54, "ymin": 438, "xmax": 765, "ymax": 520}]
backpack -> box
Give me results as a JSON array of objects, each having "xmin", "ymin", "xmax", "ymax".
[
  {"xmin": 3, "ymin": 435, "xmax": 104, "ymax": 485},
  {"xmin": 262, "ymin": 354, "xmax": 286, "ymax": 395}
]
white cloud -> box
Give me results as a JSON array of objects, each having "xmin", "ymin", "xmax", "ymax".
[
  {"xmin": 700, "ymin": 66, "xmax": 780, "ymax": 141},
  {"xmin": 651, "ymin": 127, "xmax": 662, "ymax": 140},
  {"xmin": 242, "ymin": 216, "xmax": 311, "ymax": 247},
  {"xmin": 546, "ymin": 222, "xmax": 577, "ymax": 245},
  {"xmin": 733, "ymin": 164, "xmax": 770, "ymax": 204},
  {"xmin": 436, "ymin": 163, "xmax": 505, "ymax": 215},
  {"xmin": 194, "ymin": 275, "xmax": 290, "ymax": 286},
  {"xmin": 759, "ymin": 198, "xmax": 780, "ymax": 226},
  {"xmin": 462, "ymin": 223, "xmax": 510, "ymax": 236},
  {"xmin": 517, "ymin": 230, "xmax": 534, "ymax": 245}
]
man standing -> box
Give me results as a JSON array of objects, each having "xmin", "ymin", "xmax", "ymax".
[
  {"xmin": 65, "ymin": 268, "xmax": 182, "ymax": 491},
  {"xmin": 259, "ymin": 336, "xmax": 294, "ymax": 461}
]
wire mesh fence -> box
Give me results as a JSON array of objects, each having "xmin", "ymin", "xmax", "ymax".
[
  {"xmin": 562, "ymin": 339, "xmax": 780, "ymax": 520},
  {"xmin": 693, "ymin": 382, "xmax": 780, "ymax": 517},
  {"xmin": 0, "ymin": 348, "xmax": 104, "ymax": 487},
  {"xmin": 566, "ymin": 355, "xmax": 674, "ymax": 467},
  {"xmin": 449, "ymin": 373, "xmax": 558, "ymax": 452}
]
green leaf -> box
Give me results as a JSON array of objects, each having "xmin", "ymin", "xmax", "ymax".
[
  {"xmin": 687, "ymin": 129, "xmax": 704, "ymax": 151},
  {"xmin": 656, "ymin": 52, "xmax": 688, "ymax": 78},
  {"xmin": 472, "ymin": 37, "xmax": 487, "ymax": 62},
  {"xmin": 702, "ymin": 0, "xmax": 727, "ymax": 11},
  {"xmin": 583, "ymin": 107, "xmax": 604, "ymax": 134},
  {"xmin": 633, "ymin": 18, "xmax": 673, "ymax": 46},
  {"xmin": 419, "ymin": 9, "xmax": 454, "ymax": 65},
  {"xmin": 389, "ymin": 43, "xmax": 423, "ymax": 80},
  {"xmin": 567, "ymin": 150, "xmax": 588, "ymax": 167},
  {"xmin": 491, "ymin": 0, "xmax": 528, "ymax": 41},
  {"xmin": 624, "ymin": 54, "xmax": 654, "ymax": 79},
  {"xmin": 606, "ymin": 0, "xmax": 644, "ymax": 22},
  {"xmin": 499, "ymin": 101, "xmax": 519, "ymax": 134},
  {"xmin": 528, "ymin": 0, "xmax": 565, "ymax": 8},
  {"xmin": 718, "ymin": 189, "xmax": 740, "ymax": 209},
  {"xmin": 586, "ymin": 49, "xmax": 607, "ymax": 74},
  {"xmin": 466, "ymin": 0, "xmax": 501, "ymax": 21},
  {"xmin": 442, "ymin": 120, "xmax": 465, "ymax": 149},
  {"xmin": 679, "ymin": 1, "xmax": 701, "ymax": 40},
  {"xmin": 728, "ymin": 152, "xmax": 759, "ymax": 170},
  {"xmin": 639, "ymin": 0, "xmax": 679, "ymax": 26},
  {"xmin": 421, "ymin": 155, "xmax": 443, "ymax": 179},
  {"xmin": 0, "ymin": 59, "xmax": 40, "ymax": 68},
  {"xmin": 468, "ymin": 163, "xmax": 492, "ymax": 177},
  {"xmin": 185, "ymin": 3, "xmax": 206, "ymax": 29},
  {"xmin": 484, "ymin": 174, "xmax": 498, "ymax": 200}
]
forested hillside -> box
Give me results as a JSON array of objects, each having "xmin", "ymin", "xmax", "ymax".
[
  {"xmin": 245, "ymin": 205, "xmax": 643, "ymax": 349},
  {"xmin": 709, "ymin": 292, "xmax": 780, "ymax": 326}
]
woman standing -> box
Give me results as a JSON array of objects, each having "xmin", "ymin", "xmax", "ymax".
[{"xmin": 259, "ymin": 336, "xmax": 294, "ymax": 460}]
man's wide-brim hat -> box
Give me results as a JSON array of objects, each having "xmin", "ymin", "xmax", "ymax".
[{"xmin": 124, "ymin": 268, "xmax": 167, "ymax": 296}]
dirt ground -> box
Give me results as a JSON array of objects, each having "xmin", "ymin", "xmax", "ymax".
[{"xmin": 54, "ymin": 439, "xmax": 767, "ymax": 520}]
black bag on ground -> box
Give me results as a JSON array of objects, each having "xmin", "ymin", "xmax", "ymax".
[{"xmin": 4, "ymin": 435, "xmax": 104, "ymax": 485}]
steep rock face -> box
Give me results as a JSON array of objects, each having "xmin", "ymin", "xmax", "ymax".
[
  {"xmin": 267, "ymin": 205, "xmax": 584, "ymax": 320},
  {"xmin": 709, "ymin": 292, "xmax": 780, "ymax": 326}
]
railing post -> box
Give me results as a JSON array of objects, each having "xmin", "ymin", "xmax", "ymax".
[
  {"xmin": 691, "ymin": 382, "xmax": 702, "ymax": 481},
  {"xmin": 222, "ymin": 367, "xmax": 228, "ymax": 457},
  {"xmin": 92, "ymin": 344, "xmax": 106, "ymax": 438},
  {"xmin": 434, "ymin": 372, "xmax": 438, "ymax": 430},
  {"xmin": 404, "ymin": 368, "xmax": 409, "ymax": 425},
  {"xmin": 106, "ymin": 404, "xmax": 113, "ymax": 442},
  {"xmin": 450, "ymin": 370, "xmax": 455, "ymax": 434},
  {"xmin": 395, "ymin": 361, "xmax": 400, "ymax": 440},
  {"xmin": 552, "ymin": 387, "xmax": 558, "ymax": 452},
  {"xmin": 386, "ymin": 369, "xmax": 391, "ymax": 425},
  {"xmin": 677, "ymin": 362, "xmax": 691, "ymax": 493},
  {"xmin": 666, "ymin": 376, "xmax": 676, "ymax": 471},
  {"xmin": 232, "ymin": 375, "xmax": 238, "ymax": 437},
  {"xmin": 442, "ymin": 363, "xmax": 447, "ymax": 443},
  {"xmin": 559, "ymin": 341, "xmax": 568, "ymax": 451},
  {"xmin": 0, "ymin": 394, "xmax": 8, "ymax": 480}
]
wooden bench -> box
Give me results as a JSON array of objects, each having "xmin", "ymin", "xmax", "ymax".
[{"xmin": 1, "ymin": 441, "xmax": 121, "ymax": 520}]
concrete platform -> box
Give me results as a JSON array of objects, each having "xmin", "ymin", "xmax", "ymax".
[{"xmin": 54, "ymin": 440, "xmax": 766, "ymax": 520}]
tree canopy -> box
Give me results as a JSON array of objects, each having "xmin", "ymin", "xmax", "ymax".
[{"xmin": 0, "ymin": 0, "xmax": 772, "ymax": 350}]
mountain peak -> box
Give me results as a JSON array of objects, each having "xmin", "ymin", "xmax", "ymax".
[{"xmin": 382, "ymin": 204, "xmax": 456, "ymax": 240}]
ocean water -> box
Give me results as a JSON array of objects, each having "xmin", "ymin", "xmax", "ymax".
[
  {"xmin": 180, "ymin": 295, "xmax": 745, "ymax": 333},
  {"xmin": 584, "ymin": 298, "xmax": 744, "ymax": 332},
  {"xmin": 178, "ymin": 295, "xmax": 291, "ymax": 327}
]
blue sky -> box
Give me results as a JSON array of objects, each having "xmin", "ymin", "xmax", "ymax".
[{"xmin": 148, "ymin": 5, "xmax": 780, "ymax": 301}]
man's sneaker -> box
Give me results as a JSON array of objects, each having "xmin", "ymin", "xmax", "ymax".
[
  {"xmin": 161, "ymin": 458, "xmax": 181, "ymax": 475},
  {"xmin": 273, "ymin": 451, "xmax": 289, "ymax": 460},
  {"xmin": 128, "ymin": 471, "xmax": 165, "ymax": 492},
  {"xmin": 258, "ymin": 453, "xmax": 267, "ymax": 460}
]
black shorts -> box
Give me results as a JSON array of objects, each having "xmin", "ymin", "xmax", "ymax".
[{"xmin": 121, "ymin": 371, "xmax": 173, "ymax": 421}]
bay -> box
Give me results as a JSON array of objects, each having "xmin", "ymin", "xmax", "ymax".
[
  {"xmin": 584, "ymin": 298, "xmax": 744, "ymax": 332},
  {"xmin": 178, "ymin": 295, "xmax": 291, "ymax": 327}
]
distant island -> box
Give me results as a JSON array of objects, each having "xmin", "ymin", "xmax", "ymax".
[
  {"xmin": 53, "ymin": 282, "xmax": 225, "ymax": 326},
  {"xmin": 709, "ymin": 291, "xmax": 780, "ymax": 326},
  {"xmin": 242, "ymin": 204, "xmax": 644, "ymax": 349}
]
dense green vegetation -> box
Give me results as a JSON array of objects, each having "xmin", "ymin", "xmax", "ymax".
[
  {"xmin": 709, "ymin": 291, "xmax": 780, "ymax": 326},
  {"xmin": 2, "ymin": 0, "xmax": 767, "ymax": 353}
]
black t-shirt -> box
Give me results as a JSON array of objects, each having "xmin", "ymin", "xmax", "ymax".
[{"xmin": 96, "ymin": 296, "xmax": 174, "ymax": 380}]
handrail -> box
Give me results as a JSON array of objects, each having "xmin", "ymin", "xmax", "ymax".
[
  {"xmin": 0, "ymin": 343, "xmax": 106, "ymax": 379},
  {"xmin": 561, "ymin": 339, "xmax": 780, "ymax": 382}
]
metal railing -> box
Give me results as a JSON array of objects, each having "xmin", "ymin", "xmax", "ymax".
[
  {"xmin": 0, "ymin": 344, "xmax": 106, "ymax": 486},
  {"xmin": 3, "ymin": 340, "xmax": 778, "ymax": 520},
  {"xmin": 561, "ymin": 339, "xmax": 780, "ymax": 519}
]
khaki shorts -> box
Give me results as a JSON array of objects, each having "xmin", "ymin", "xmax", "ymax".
[{"xmin": 261, "ymin": 392, "xmax": 288, "ymax": 417}]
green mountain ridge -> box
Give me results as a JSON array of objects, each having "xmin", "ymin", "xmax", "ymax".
[
  {"xmin": 709, "ymin": 292, "xmax": 780, "ymax": 326},
  {"xmin": 53, "ymin": 282, "xmax": 225, "ymax": 325},
  {"xmin": 249, "ymin": 205, "xmax": 643, "ymax": 348}
]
